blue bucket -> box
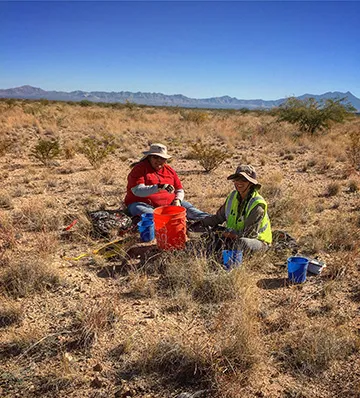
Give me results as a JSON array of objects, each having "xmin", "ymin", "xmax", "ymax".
[
  {"xmin": 287, "ymin": 256, "xmax": 308, "ymax": 284},
  {"xmin": 222, "ymin": 250, "xmax": 243, "ymax": 270},
  {"xmin": 141, "ymin": 213, "xmax": 154, "ymax": 223},
  {"xmin": 137, "ymin": 221, "xmax": 155, "ymax": 242}
]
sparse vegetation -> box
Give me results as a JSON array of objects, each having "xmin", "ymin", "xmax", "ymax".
[
  {"xmin": 0, "ymin": 99, "xmax": 359, "ymax": 398},
  {"xmin": 30, "ymin": 138, "xmax": 61, "ymax": 166},
  {"xmin": 277, "ymin": 97, "xmax": 355, "ymax": 134},
  {"xmin": 180, "ymin": 109, "xmax": 209, "ymax": 124},
  {"xmin": 188, "ymin": 141, "xmax": 232, "ymax": 172},
  {"xmin": 78, "ymin": 134, "xmax": 117, "ymax": 168},
  {"xmin": 0, "ymin": 259, "xmax": 61, "ymax": 298},
  {"xmin": 325, "ymin": 182, "xmax": 340, "ymax": 197},
  {"xmin": 281, "ymin": 324, "xmax": 359, "ymax": 375}
]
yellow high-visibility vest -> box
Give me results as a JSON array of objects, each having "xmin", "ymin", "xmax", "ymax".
[{"xmin": 225, "ymin": 189, "xmax": 272, "ymax": 244}]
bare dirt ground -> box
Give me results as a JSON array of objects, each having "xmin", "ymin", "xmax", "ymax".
[{"xmin": 0, "ymin": 101, "xmax": 359, "ymax": 398}]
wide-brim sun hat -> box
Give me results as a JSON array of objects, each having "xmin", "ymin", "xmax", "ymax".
[
  {"xmin": 227, "ymin": 164, "xmax": 261, "ymax": 187},
  {"xmin": 140, "ymin": 143, "xmax": 172, "ymax": 161}
]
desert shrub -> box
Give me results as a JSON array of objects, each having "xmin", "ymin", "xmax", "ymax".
[
  {"xmin": 180, "ymin": 110, "xmax": 208, "ymax": 125},
  {"xmin": 0, "ymin": 259, "xmax": 61, "ymax": 298},
  {"xmin": 78, "ymin": 134, "xmax": 116, "ymax": 169},
  {"xmin": 277, "ymin": 97, "xmax": 355, "ymax": 134},
  {"xmin": 188, "ymin": 141, "xmax": 231, "ymax": 172},
  {"xmin": 30, "ymin": 138, "xmax": 61, "ymax": 166}
]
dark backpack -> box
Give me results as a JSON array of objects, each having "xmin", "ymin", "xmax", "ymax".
[{"xmin": 87, "ymin": 210, "xmax": 133, "ymax": 238}]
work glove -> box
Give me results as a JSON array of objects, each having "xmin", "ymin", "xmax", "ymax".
[
  {"xmin": 171, "ymin": 199, "xmax": 181, "ymax": 206},
  {"xmin": 157, "ymin": 184, "xmax": 175, "ymax": 193}
]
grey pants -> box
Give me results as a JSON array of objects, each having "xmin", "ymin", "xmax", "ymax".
[
  {"xmin": 237, "ymin": 237, "xmax": 269, "ymax": 253},
  {"xmin": 203, "ymin": 231, "xmax": 269, "ymax": 257}
]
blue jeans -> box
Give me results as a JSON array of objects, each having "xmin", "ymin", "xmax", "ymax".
[{"xmin": 127, "ymin": 201, "xmax": 209, "ymax": 220}]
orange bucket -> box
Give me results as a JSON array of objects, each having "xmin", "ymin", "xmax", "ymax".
[{"xmin": 153, "ymin": 206, "xmax": 187, "ymax": 250}]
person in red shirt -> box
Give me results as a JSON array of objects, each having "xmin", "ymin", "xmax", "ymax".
[{"xmin": 125, "ymin": 143, "xmax": 209, "ymax": 220}]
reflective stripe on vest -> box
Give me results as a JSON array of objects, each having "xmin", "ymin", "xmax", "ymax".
[{"xmin": 225, "ymin": 190, "xmax": 237, "ymax": 219}]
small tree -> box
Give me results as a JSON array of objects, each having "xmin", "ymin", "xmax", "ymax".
[
  {"xmin": 188, "ymin": 141, "xmax": 231, "ymax": 173},
  {"xmin": 79, "ymin": 135, "xmax": 116, "ymax": 169},
  {"xmin": 277, "ymin": 97, "xmax": 355, "ymax": 134},
  {"xmin": 30, "ymin": 138, "xmax": 61, "ymax": 166}
]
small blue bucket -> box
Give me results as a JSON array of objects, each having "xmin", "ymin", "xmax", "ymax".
[
  {"xmin": 137, "ymin": 221, "xmax": 155, "ymax": 242},
  {"xmin": 287, "ymin": 256, "xmax": 309, "ymax": 284},
  {"xmin": 141, "ymin": 213, "xmax": 154, "ymax": 223},
  {"xmin": 222, "ymin": 250, "xmax": 243, "ymax": 270}
]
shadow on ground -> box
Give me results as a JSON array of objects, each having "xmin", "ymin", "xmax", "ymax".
[
  {"xmin": 257, "ymin": 277, "xmax": 289, "ymax": 290},
  {"xmin": 97, "ymin": 243, "xmax": 161, "ymax": 278}
]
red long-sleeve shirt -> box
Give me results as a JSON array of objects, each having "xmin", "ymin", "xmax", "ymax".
[{"xmin": 124, "ymin": 159, "xmax": 183, "ymax": 207}]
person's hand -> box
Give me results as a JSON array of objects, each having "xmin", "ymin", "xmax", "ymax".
[
  {"xmin": 171, "ymin": 199, "xmax": 181, "ymax": 206},
  {"xmin": 158, "ymin": 184, "xmax": 175, "ymax": 193}
]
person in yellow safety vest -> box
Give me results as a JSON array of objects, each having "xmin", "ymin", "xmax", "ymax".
[{"xmin": 190, "ymin": 164, "xmax": 272, "ymax": 253}]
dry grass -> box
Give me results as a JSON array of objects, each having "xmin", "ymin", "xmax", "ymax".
[
  {"xmin": 280, "ymin": 323, "xmax": 359, "ymax": 376},
  {"xmin": 0, "ymin": 257, "xmax": 61, "ymax": 298},
  {"xmin": 1, "ymin": 100, "xmax": 359, "ymax": 397},
  {"xmin": 0, "ymin": 300, "xmax": 23, "ymax": 327},
  {"xmin": 68, "ymin": 299, "xmax": 119, "ymax": 349},
  {"xmin": 12, "ymin": 198, "xmax": 62, "ymax": 232}
]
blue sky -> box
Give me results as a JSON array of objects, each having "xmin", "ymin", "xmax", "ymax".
[{"xmin": 1, "ymin": 1, "xmax": 359, "ymax": 100}]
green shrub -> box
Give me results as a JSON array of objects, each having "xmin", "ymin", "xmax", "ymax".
[
  {"xmin": 30, "ymin": 138, "xmax": 61, "ymax": 166},
  {"xmin": 188, "ymin": 141, "xmax": 231, "ymax": 172},
  {"xmin": 277, "ymin": 97, "xmax": 355, "ymax": 134},
  {"xmin": 78, "ymin": 134, "xmax": 116, "ymax": 169}
]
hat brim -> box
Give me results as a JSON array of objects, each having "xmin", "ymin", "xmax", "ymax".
[
  {"xmin": 140, "ymin": 151, "xmax": 172, "ymax": 161},
  {"xmin": 227, "ymin": 171, "xmax": 260, "ymax": 186}
]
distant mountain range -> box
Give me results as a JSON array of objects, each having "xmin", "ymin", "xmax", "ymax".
[{"xmin": 1, "ymin": 85, "xmax": 359, "ymax": 111}]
